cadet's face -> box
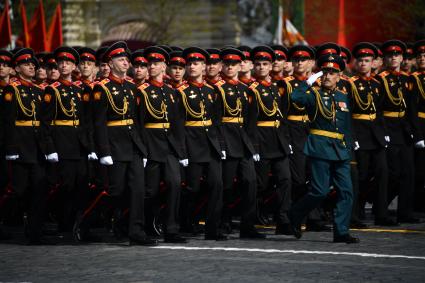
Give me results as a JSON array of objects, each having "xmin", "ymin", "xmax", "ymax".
[
  {"xmin": 79, "ymin": 60, "xmax": 96, "ymax": 78},
  {"xmin": 169, "ymin": 65, "xmax": 186, "ymax": 81},
  {"xmin": 417, "ymin": 53, "xmax": 425, "ymax": 70},
  {"xmin": 16, "ymin": 62, "xmax": 36, "ymax": 78},
  {"xmin": 36, "ymin": 66, "xmax": 47, "ymax": 80},
  {"xmin": 58, "ymin": 60, "xmax": 76, "ymax": 76},
  {"xmin": 133, "ymin": 65, "xmax": 148, "ymax": 81},
  {"xmin": 187, "ymin": 61, "xmax": 204, "ymax": 78},
  {"xmin": 385, "ymin": 53, "xmax": 403, "ymax": 69},
  {"xmin": 292, "ymin": 57, "xmax": 309, "ymax": 74},
  {"xmin": 0, "ymin": 63, "xmax": 12, "ymax": 78},
  {"xmin": 283, "ymin": 61, "xmax": 293, "ymax": 73},
  {"xmin": 272, "ymin": 59, "xmax": 285, "ymax": 73},
  {"xmin": 206, "ymin": 62, "xmax": 222, "ymax": 77},
  {"xmin": 240, "ymin": 60, "xmax": 253, "ymax": 73},
  {"xmin": 321, "ymin": 69, "xmax": 340, "ymax": 90},
  {"xmin": 99, "ymin": 63, "xmax": 110, "ymax": 78},
  {"xmin": 47, "ymin": 67, "xmax": 60, "ymax": 81},
  {"xmin": 222, "ymin": 62, "xmax": 241, "ymax": 78},
  {"xmin": 355, "ymin": 56, "xmax": 373, "ymax": 75},
  {"xmin": 148, "ymin": 61, "xmax": 166, "ymax": 77},
  {"xmin": 109, "ymin": 56, "xmax": 130, "ymax": 74},
  {"xmin": 254, "ymin": 60, "xmax": 272, "ymax": 78},
  {"xmin": 401, "ymin": 58, "xmax": 414, "ymax": 70}
]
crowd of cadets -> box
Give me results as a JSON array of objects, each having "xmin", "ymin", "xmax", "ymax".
[{"xmin": 0, "ymin": 38, "xmax": 424, "ymax": 245}]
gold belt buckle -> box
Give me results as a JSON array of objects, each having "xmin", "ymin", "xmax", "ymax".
[{"xmin": 275, "ymin": 120, "xmax": 280, "ymax": 128}]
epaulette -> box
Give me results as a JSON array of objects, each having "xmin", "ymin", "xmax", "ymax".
[
  {"xmin": 400, "ymin": 71, "xmax": 410, "ymax": 77},
  {"xmin": 10, "ymin": 80, "xmax": 21, "ymax": 87},
  {"xmin": 371, "ymin": 77, "xmax": 380, "ymax": 84},
  {"xmin": 73, "ymin": 80, "xmax": 83, "ymax": 87},
  {"xmin": 125, "ymin": 77, "xmax": 134, "ymax": 83},
  {"xmin": 37, "ymin": 82, "xmax": 49, "ymax": 89},
  {"xmin": 215, "ymin": 80, "xmax": 226, "ymax": 87},
  {"xmin": 178, "ymin": 83, "xmax": 189, "ymax": 92},
  {"xmin": 249, "ymin": 81, "xmax": 259, "ymax": 90},
  {"xmin": 378, "ymin": 71, "xmax": 389, "ymax": 78},
  {"xmin": 138, "ymin": 82, "xmax": 150, "ymax": 91},
  {"xmin": 239, "ymin": 80, "xmax": 248, "ymax": 87},
  {"xmin": 204, "ymin": 82, "xmax": 214, "ymax": 90},
  {"xmin": 98, "ymin": 78, "xmax": 110, "ymax": 86},
  {"xmin": 349, "ymin": 76, "xmax": 359, "ymax": 83},
  {"xmin": 341, "ymin": 74, "xmax": 350, "ymax": 81},
  {"xmin": 284, "ymin": 76, "xmax": 294, "ymax": 82},
  {"xmin": 50, "ymin": 81, "xmax": 61, "ymax": 88},
  {"xmin": 412, "ymin": 71, "xmax": 420, "ymax": 76}
]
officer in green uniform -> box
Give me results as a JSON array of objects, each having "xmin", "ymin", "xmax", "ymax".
[{"xmin": 288, "ymin": 54, "xmax": 359, "ymax": 244}]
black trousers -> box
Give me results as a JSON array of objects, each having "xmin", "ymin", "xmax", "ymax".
[
  {"xmin": 356, "ymin": 148, "xmax": 389, "ymax": 219},
  {"xmin": 0, "ymin": 148, "xmax": 8, "ymax": 194},
  {"xmin": 222, "ymin": 156, "xmax": 257, "ymax": 229},
  {"xmin": 107, "ymin": 154, "xmax": 145, "ymax": 237},
  {"xmin": 256, "ymin": 157, "xmax": 291, "ymax": 224},
  {"xmin": 387, "ymin": 144, "xmax": 415, "ymax": 219},
  {"xmin": 414, "ymin": 148, "xmax": 425, "ymax": 212},
  {"xmin": 56, "ymin": 159, "xmax": 88, "ymax": 231},
  {"xmin": 145, "ymin": 154, "xmax": 181, "ymax": 234},
  {"xmin": 185, "ymin": 157, "xmax": 223, "ymax": 236},
  {"xmin": 11, "ymin": 161, "xmax": 47, "ymax": 240}
]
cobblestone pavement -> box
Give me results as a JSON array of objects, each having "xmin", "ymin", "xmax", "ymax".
[{"xmin": 1, "ymin": 220, "xmax": 425, "ymax": 283}]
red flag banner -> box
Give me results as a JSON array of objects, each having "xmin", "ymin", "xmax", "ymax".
[
  {"xmin": 0, "ymin": 0, "xmax": 12, "ymax": 48},
  {"xmin": 47, "ymin": 3, "xmax": 62, "ymax": 51},
  {"xmin": 16, "ymin": 0, "xmax": 29, "ymax": 47},
  {"xmin": 17, "ymin": 0, "xmax": 47, "ymax": 52}
]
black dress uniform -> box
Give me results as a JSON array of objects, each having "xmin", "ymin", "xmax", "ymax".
[
  {"xmin": 216, "ymin": 48, "xmax": 264, "ymax": 238},
  {"xmin": 411, "ymin": 40, "xmax": 425, "ymax": 213},
  {"xmin": 178, "ymin": 47, "xmax": 225, "ymax": 240},
  {"xmin": 248, "ymin": 46, "xmax": 292, "ymax": 234},
  {"xmin": 237, "ymin": 46, "xmax": 256, "ymax": 86},
  {"xmin": 137, "ymin": 46, "xmax": 187, "ymax": 243},
  {"xmin": 41, "ymin": 47, "xmax": 89, "ymax": 232},
  {"xmin": 2, "ymin": 49, "xmax": 48, "ymax": 243},
  {"xmin": 92, "ymin": 42, "xmax": 156, "ymax": 245},
  {"xmin": 350, "ymin": 42, "xmax": 394, "ymax": 225},
  {"xmin": 289, "ymin": 55, "xmax": 359, "ymax": 243},
  {"xmin": 377, "ymin": 40, "xmax": 418, "ymax": 223},
  {"xmin": 270, "ymin": 44, "xmax": 289, "ymax": 81}
]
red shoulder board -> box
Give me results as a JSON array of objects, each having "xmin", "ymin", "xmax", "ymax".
[
  {"xmin": 37, "ymin": 82, "xmax": 49, "ymax": 90},
  {"xmin": 125, "ymin": 77, "xmax": 134, "ymax": 83},
  {"xmin": 205, "ymin": 83, "xmax": 214, "ymax": 90},
  {"xmin": 51, "ymin": 81, "xmax": 61, "ymax": 88},
  {"xmin": 10, "ymin": 80, "xmax": 21, "ymax": 87},
  {"xmin": 378, "ymin": 71, "xmax": 389, "ymax": 78},
  {"xmin": 73, "ymin": 80, "xmax": 83, "ymax": 87},
  {"xmin": 215, "ymin": 80, "xmax": 226, "ymax": 87},
  {"xmin": 178, "ymin": 83, "xmax": 189, "ymax": 92},
  {"xmin": 284, "ymin": 76, "xmax": 294, "ymax": 82},
  {"xmin": 138, "ymin": 82, "xmax": 150, "ymax": 91},
  {"xmin": 349, "ymin": 76, "xmax": 359, "ymax": 82},
  {"xmin": 99, "ymin": 78, "xmax": 110, "ymax": 86},
  {"xmin": 248, "ymin": 81, "xmax": 259, "ymax": 90}
]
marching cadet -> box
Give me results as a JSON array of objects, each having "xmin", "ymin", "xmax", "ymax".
[
  {"xmin": 349, "ymin": 42, "xmax": 396, "ymax": 226},
  {"xmin": 35, "ymin": 53, "xmax": 48, "ymax": 86},
  {"xmin": 216, "ymin": 47, "xmax": 265, "ymax": 239},
  {"xmin": 340, "ymin": 46, "xmax": 353, "ymax": 75},
  {"xmin": 401, "ymin": 43, "xmax": 415, "ymax": 74},
  {"xmin": 91, "ymin": 41, "xmax": 156, "ymax": 245},
  {"xmin": 249, "ymin": 46, "xmax": 292, "ymax": 234},
  {"xmin": 237, "ymin": 46, "xmax": 256, "ymax": 85},
  {"xmin": 95, "ymin": 46, "xmax": 110, "ymax": 80},
  {"xmin": 2, "ymin": 48, "xmax": 50, "ymax": 244},
  {"xmin": 378, "ymin": 40, "xmax": 422, "ymax": 223},
  {"xmin": 167, "ymin": 50, "xmax": 186, "ymax": 89},
  {"xmin": 205, "ymin": 48, "xmax": 222, "ymax": 85},
  {"xmin": 372, "ymin": 42, "xmax": 384, "ymax": 76},
  {"xmin": 44, "ymin": 53, "xmax": 60, "ymax": 83},
  {"xmin": 41, "ymin": 47, "xmax": 90, "ymax": 232},
  {"xmin": 137, "ymin": 46, "xmax": 188, "ymax": 243},
  {"xmin": 288, "ymin": 54, "xmax": 359, "ymax": 244},
  {"xmin": 411, "ymin": 40, "xmax": 425, "ymax": 213},
  {"xmin": 131, "ymin": 50, "xmax": 148, "ymax": 87},
  {"xmin": 270, "ymin": 44, "xmax": 289, "ymax": 81},
  {"xmin": 178, "ymin": 47, "xmax": 226, "ymax": 240}
]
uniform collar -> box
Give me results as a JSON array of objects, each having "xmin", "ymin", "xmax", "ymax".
[
  {"xmin": 108, "ymin": 73, "xmax": 125, "ymax": 84},
  {"xmin": 58, "ymin": 78, "xmax": 73, "ymax": 86},
  {"xmin": 81, "ymin": 78, "xmax": 93, "ymax": 86},
  {"xmin": 271, "ymin": 72, "xmax": 285, "ymax": 81},
  {"xmin": 18, "ymin": 77, "xmax": 33, "ymax": 87},
  {"xmin": 149, "ymin": 79, "xmax": 164, "ymax": 88},
  {"xmin": 170, "ymin": 80, "xmax": 186, "ymax": 89},
  {"xmin": 205, "ymin": 76, "xmax": 221, "ymax": 85},
  {"xmin": 256, "ymin": 78, "xmax": 272, "ymax": 87},
  {"xmin": 188, "ymin": 80, "xmax": 204, "ymax": 88},
  {"xmin": 239, "ymin": 76, "xmax": 255, "ymax": 85},
  {"xmin": 294, "ymin": 74, "xmax": 308, "ymax": 81}
]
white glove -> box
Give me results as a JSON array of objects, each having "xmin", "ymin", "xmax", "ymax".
[
  {"xmin": 46, "ymin": 152, "xmax": 59, "ymax": 163},
  {"xmin": 415, "ymin": 140, "xmax": 425, "ymax": 149},
  {"xmin": 100, "ymin": 156, "xmax": 113, "ymax": 165},
  {"xmin": 88, "ymin": 152, "xmax": 98, "ymax": 161},
  {"xmin": 289, "ymin": 144, "xmax": 293, "ymax": 155},
  {"xmin": 384, "ymin": 136, "xmax": 390, "ymax": 143},
  {"xmin": 253, "ymin": 154, "xmax": 260, "ymax": 162},
  {"xmin": 354, "ymin": 141, "xmax": 360, "ymax": 151},
  {"xmin": 306, "ymin": 71, "xmax": 323, "ymax": 86},
  {"xmin": 5, "ymin": 155, "xmax": 19, "ymax": 161},
  {"xmin": 221, "ymin": 150, "xmax": 226, "ymax": 160},
  {"xmin": 143, "ymin": 158, "xmax": 147, "ymax": 168},
  {"xmin": 179, "ymin": 159, "xmax": 189, "ymax": 167}
]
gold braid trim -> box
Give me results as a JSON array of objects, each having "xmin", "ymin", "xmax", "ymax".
[
  {"xmin": 179, "ymin": 89, "xmax": 205, "ymax": 119},
  {"xmin": 11, "ymin": 85, "xmax": 35, "ymax": 118},
  {"xmin": 349, "ymin": 80, "xmax": 375, "ymax": 112},
  {"xmin": 100, "ymin": 84, "xmax": 128, "ymax": 116},
  {"xmin": 311, "ymin": 87, "xmax": 335, "ymax": 121},
  {"xmin": 217, "ymin": 85, "xmax": 242, "ymax": 117},
  {"xmin": 413, "ymin": 74, "xmax": 425, "ymax": 101},
  {"xmin": 380, "ymin": 75, "xmax": 404, "ymax": 106},
  {"xmin": 138, "ymin": 87, "xmax": 166, "ymax": 120},
  {"xmin": 52, "ymin": 86, "xmax": 75, "ymax": 118}
]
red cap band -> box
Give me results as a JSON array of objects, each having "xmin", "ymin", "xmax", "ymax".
[
  {"xmin": 57, "ymin": 52, "xmax": 76, "ymax": 61},
  {"xmin": 48, "ymin": 58, "xmax": 56, "ymax": 64},
  {"xmin": 210, "ymin": 54, "xmax": 220, "ymax": 59},
  {"xmin": 254, "ymin": 51, "xmax": 272, "ymax": 60},
  {"xmin": 0, "ymin": 55, "xmax": 11, "ymax": 62},
  {"xmin": 134, "ymin": 57, "xmax": 148, "ymax": 63},
  {"xmin": 148, "ymin": 53, "xmax": 165, "ymax": 61},
  {"xmin": 109, "ymin": 48, "xmax": 126, "ymax": 57},
  {"xmin": 274, "ymin": 50, "xmax": 287, "ymax": 59},
  {"xmin": 418, "ymin": 46, "xmax": 425, "ymax": 53},
  {"xmin": 170, "ymin": 57, "xmax": 186, "ymax": 64},
  {"xmin": 407, "ymin": 48, "xmax": 413, "ymax": 54},
  {"xmin": 187, "ymin": 53, "xmax": 206, "ymax": 61},
  {"xmin": 385, "ymin": 45, "xmax": 403, "ymax": 53},
  {"xmin": 223, "ymin": 54, "xmax": 242, "ymax": 61},
  {"xmin": 321, "ymin": 62, "xmax": 340, "ymax": 70},
  {"xmin": 319, "ymin": 48, "xmax": 338, "ymax": 56},
  {"xmin": 16, "ymin": 54, "xmax": 32, "ymax": 62},
  {"xmin": 81, "ymin": 52, "xmax": 96, "ymax": 61},
  {"xmin": 293, "ymin": 50, "xmax": 311, "ymax": 58},
  {"xmin": 357, "ymin": 48, "xmax": 375, "ymax": 56},
  {"xmin": 341, "ymin": 51, "xmax": 347, "ymax": 58},
  {"xmin": 242, "ymin": 51, "xmax": 250, "ymax": 58}
]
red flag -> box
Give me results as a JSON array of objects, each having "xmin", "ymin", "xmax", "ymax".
[
  {"xmin": 0, "ymin": 0, "xmax": 12, "ymax": 48},
  {"xmin": 47, "ymin": 3, "xmax": 62, "ymax": 51},
  {"xmin": 16, "ymin": 0, "xmax": 29, "ymax": 47},
  {"xmin": 337, "ymin": 0, "xmax": 347, "ymax": 46},
  {"xmin": 17, "ymin": 0, "xmax": 47, "ymax": 52}
]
